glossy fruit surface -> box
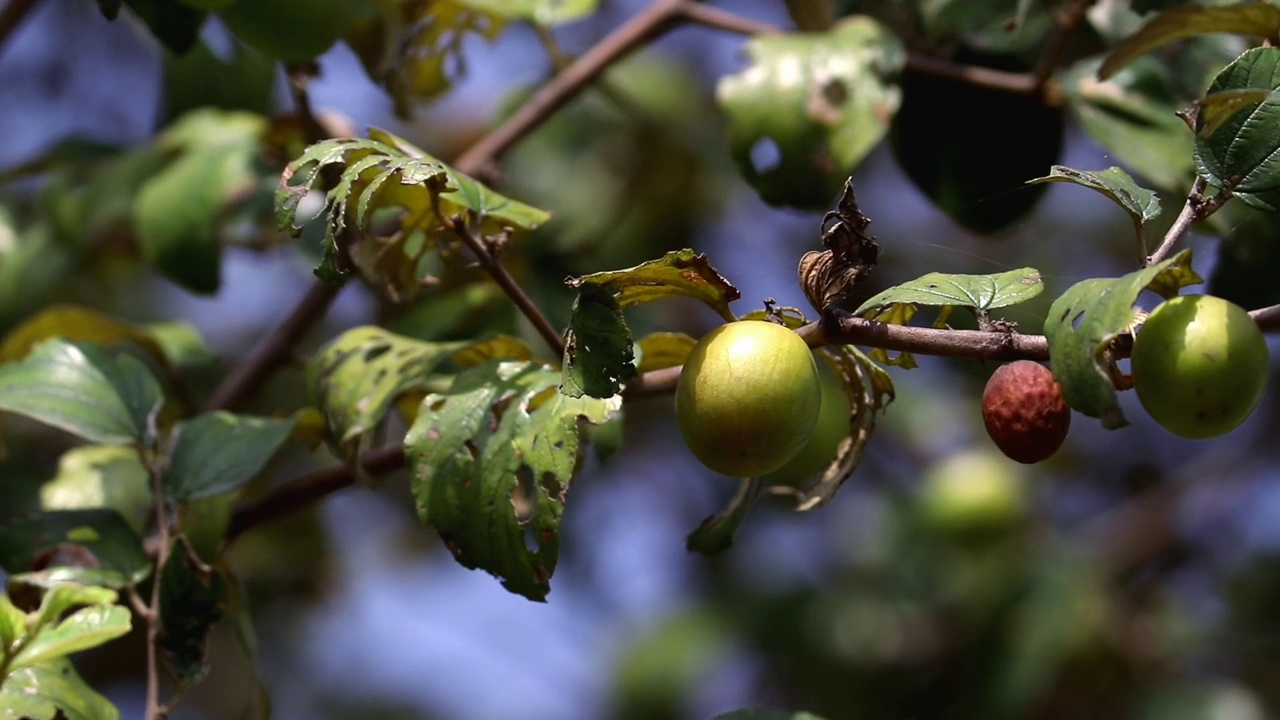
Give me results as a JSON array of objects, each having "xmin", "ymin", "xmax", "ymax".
[
  {"xmin": 982, "ymin": 360, "xmax": 1071, "ymax": 464},
  {"xmin": 219, "ymin": 0, "xmax": 356, "ymax": 62},
  {"xmin": 1131, "ymin": 294, "xmax": 1269, "ymax": 439},
  {"xmin": 676, "ymin": 321, "xmax": 821, "ymax": 477}
]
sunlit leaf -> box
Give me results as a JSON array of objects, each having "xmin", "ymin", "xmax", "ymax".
[
  {"xmin": 307, "ymin": 326, "xmax": 468, "ymax": 469},
  {"xmin": 164, "ymin": 412, "xmax": 296, "ymax": 503},
  {"xmin": 0, "ymin": 510, "xmax": 152, "ymax": 588},
  {"xmin": 634, "ymin": 332, "xmax": 697, "ymax": 374},
  {"xmin": 41, "ymin": 445, "xmax": 151, "ymax": 534},
  {"xmin": 561, "ymin": 283, "xmax": 635, "ymax": 399},
  {"xmin": 0, "ymin": 658, "xmax": 121, "ymax": 720},
  {"xmin": 277, "ymin": 129, "xmax": 549, "ymax": 298},
  {"xmin": 406, "ymin": 360, "xmax": 620, "ymax": 601},
  {"xmin": 134, "ymin": 109, "xmax": 267, "ymax": 294},
  {"xmin": 1098, "ymin": 3, "xmax": 1280, "ymax": 80},
  {"xmin": 0, "ymin": 340, "xmax": 162, "ymax": 445},
  {"xmin": 1027, "ymin": 166, "xmax": 1161, "ymax": 233},
  {"xmin": 566, "ymin": 249, "xmax": 741, "ymax": 322},
  {"xmin": 459, "ymin": 0, "xmax": 597, "ymax": 25},
  {"xmin": 10, "ymin": 604, "xmax": 130, "ymax": 672},
  {"xmin": 855, "ymin": 268, "xmax": 1045, "ymax": 321},
  {"xmin": 1194, "ymin": 47, "xmax": 1280, "ymax": 211},
  {"xmin": 1043, "ymin": 250, "xmax": 1201, "ymax": 428},
  {"xmin": 0, "ymin": 305, "xmax": 207, "ymax": 376},
  {"xmin": 718, "ymin": 17, "xmax": 906, "ymax": 209}
]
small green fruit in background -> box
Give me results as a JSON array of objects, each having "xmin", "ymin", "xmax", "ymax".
[
  {"xmin": 219, "ymin": 0, "xmax": 357, "ymax": 62},
  {"xmin": 920, "ymin": 450, "xmax": 1026, "ymax": 535},
  {"xmin": 981, "ymin": 360, "xmax": 1070, "ymax": 464},
  {"xmin": 1131, "ymin": 294, "xmax": 1269, "ymax": 439},
  {"xmin": 676, "ymin": 321, "xmax": 821, "ymax": 477}
]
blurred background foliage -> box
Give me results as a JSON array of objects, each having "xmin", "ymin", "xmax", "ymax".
[{"xmin": 1, "ymin": 0, "xmax": 1279, "ymax": 719}]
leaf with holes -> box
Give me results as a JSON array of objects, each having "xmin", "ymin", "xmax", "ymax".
[
  {"xmin": 158, "ymin": 541, "xmax": 227, "ymax": 684},
  {"xmin": 718, "ymin": 17, "xmax": 906, "ymax": 209},
  {"xmin": 405, "ymin": 360, "xmax": 620, "ymax": 601},
  {"xmin": 1098, "ymin": 4, "xmax": 1280, "ymax": 80},
  {"xmin": 1043, "ymin": 250, "xmax": 1201, "ymax": 428},
  {"xmin": 164, "ymin": 412, "xmax": 296, "ymax": 503},
  {"xmin": 1194, "ymin": 47, "xmax": 1280, "ymax": 211},
  {"xmin": 561, "ymin": 283, "xmax": 635, "ymax": 399},
  {"xmin": 277, "ymin": 129, "xmax": 549, "ymax": 298},
  {"xmin": 0, "ymin": 510, "xmax": 152, "ymax": 588},
  {"xmin": 566, "ymin": 250, "xmax": 741, "ymax": 321},
  {"xmin": 307, "ymin": 327, "xmax": 469, "ymax": 469},
  {"xmin": 1027, "ymin": 166, "xmax": 1161, "ymax": 238},
  {"xmin": 0, "ymin": 340, "xmax": 162, "ymax": 446}
]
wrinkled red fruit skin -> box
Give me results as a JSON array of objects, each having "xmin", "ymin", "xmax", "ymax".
[{"xmin": 982, "ymin": 361, "xmax": 1071, "ymax": 464}]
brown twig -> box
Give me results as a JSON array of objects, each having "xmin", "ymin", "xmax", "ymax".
[
  {"xmin": 226, "ymin": 445, "xmax": 406, "ymax": 542},
  {"xmin": 1145, "ymin": 177, "xmax": 1233, "ymax": 267},
  {"xmin": 202, "ymin": 281, "xmax": 342, "ymax": 412},
  {"xmin": 143, "ymin": 451, "xmax": 171, "ymax": 720},
  {"xmin": 675, "ymin": 2, "xmax": 782, "ymax": 36},
  {"xmin": 0, "ymin": 0, "xmax": 38, "ymax": 61},
  {"xmin": 1030, "ymin": 0, "xmax": 1094, "ymax": 93},
  {"xmin": 1250, "ymin": 303, "xmax": 1280, "ymax": 331}
]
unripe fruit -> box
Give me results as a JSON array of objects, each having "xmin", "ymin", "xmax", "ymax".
[
  {"xmin": 764, "ymin": 362, "xmax": 852, "ymax": 487},
  {"xmin": 676, "ymin": 321, "xmax": 821, "ymax": 477},
  {"xmin": 1131, "ymin": 294, "xmax": 1269, "ymax": 439},
  {"xmin": 982, "ymin": 360, "xmax": 1070, "ymax": 464},
  {"xmin": 921, "ymin": 450, "xmax": 1026, "ymax": 535}
]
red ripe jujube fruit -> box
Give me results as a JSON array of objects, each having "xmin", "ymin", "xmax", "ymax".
[{"xmin": 981, "ymin": 360, "xmax": 1071, "ymax": 464}]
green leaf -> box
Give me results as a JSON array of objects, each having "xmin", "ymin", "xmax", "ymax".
[
  {"xmin": 686, "ymin": 478, "xmax": 765, "ymax": 555},
  {"xmin": 11, "ymin": 604, "xmax": 130, "ymax": 671},
  {"xmin": 1194, "ymin": 47, "xmax": 1280, "ymax": 211},
  {"xmin": 406, "ymin": 360, "xmax": 621, "ymax": 601},
  {"xmin": 165, "ymin": 412, "xmax": 296, "ymax": 503},
  {"xmin": 277, "ymin": 129, "xmax": 549, "ymax": 297},
  {"xmin": 1098, "ymin": 3, "xmax": 1280, "ymax": 80},
  {"xmin": 634, "ymin": 332, "xmax": 697, "ymax": 374},
  {"xmin": 41, "ymin": 446, "xmax": 151, "ymax": 534},
  {"xmin": 134, "ymin": 109, "xmax": 267, "ymax": 294},
  {"xmin": 712, "ymin": 711, "xmax": 828, "ymax": 720},
  {"xmin": 1026, "ymin": 166, "xmax": 1161, "ymax": 232},
  {"xmin": 1042, "ymin": 250, "xmax": 1201, "ymax": 428},
  {"xmin": 892, "ymin": 50, "xmax": 1063, "ymax": 233},
  {"xmin": 560, "ymin": 284, "xmax": 635, "ymax": 399},
  {"xmin": 0, "ymin": 658, "xmax": 122, "ymax": 720},
  {"xmin": 120, "ymin": 0, "xmax": 206, "ymax": 55},
  {"xmin": 0, "ymin": 305, "xmax": 196, "ymax": 374},
  {"xmin": 0, "ymin": 594, "xmax": 25, "ymax": 652},
  {"xmin": 307, "ymin": 326, "xmax": 470, "ymax": 467},
  {"xmin": 855, "ymin": 267, "xmax": 1045, "ymax": 323},
  {"xmin": 145, "ymin": 321, "xmax": 217, "ymax": 369},
  {"xmin": 457, "ymin": 0, "xmax": 597, "ymax": 25},
  {"xmin": 158, "ymin": 541, "xmax": 227, "ymax": 684},
  {"xmin": 162, "ymin": 39, "xmax": 276, "ymax": 120},
  {"xmin": 717, "ymin": 17, "xmax": 906, "ymax": 209},
  {"xmin": 26, "ymin": 584, "xmax": 117, "ymax": 636},
  {"xmin": 0, "ymin": 510, "xmax": 152, "ymax": 588},
  {"xmin": 566, "ymin": 250, "xmax": 741, "ymax": 322},
  {"xmin": 0, "ymin": 340, "xmax": 163, "ymax": 445},
  {"xmin": 0, "ymin": 219, "xmax": 73, "ymax": 330},
  {"xmin": 784, "ymin": 345, "xmax": 894, "ymax": 511},
  {"xmin": 1063, "ymin": 57, "xmax": 1196, "ymax": 193}
]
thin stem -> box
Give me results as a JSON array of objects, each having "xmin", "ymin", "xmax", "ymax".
[
  {"xmin": 1030, "ymin": 0, "xmax": 1094, "ymax": 92},
  {"xmin": 674, "ymin": 2, "xmax": 782, "ymax": 36},
  {"xmin": 446, "ymin": 217, "xmax": 565, "ymax": 356},
  {"xmin": 0, "ymin": 0, "xmax": 39, "ymax": 61},
  {"xmin": 202, "ymin": 281, "xmax": 342, "ymax": 412},
  {"xmin": 1146, "ymin": 177, "xmax": 1233, "ymax": 267},
  {"xmin": 1250, "ymin": 303, "xmax": 1280, "ymax": 331},
  {"xmin": 226, "ymin": 446, "xmax": 406, "ymax": 541},
  {"xmin": 904, "ymin": 52, "xmax": 1040, "ymax": 95},
  {"xmin": 451, "ymin": 0, "xmax": 686, "ymax": 175},
  {"xmin": 143, "ymin": 450, "xmax": 171, "ymax": 720}
]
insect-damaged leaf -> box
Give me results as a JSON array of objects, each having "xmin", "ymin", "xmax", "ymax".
[
  {"xmin": 567, "ymin": 249, "xmax": 741, "ymax": 321},
  {"xmin": 1043, "ymin": 250, "xmax": 1201, "ymax": 428},
  {"xmin": 561, "ymin": 284, "xmax": 635, "ymax": 399},
  {"xmin": 405, "ymin": 361, "xmax": 620, "ymax": 601},
  {"xmin": 1194, "ymin": 47, "xmax": 1280, "ymax": 212}
]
